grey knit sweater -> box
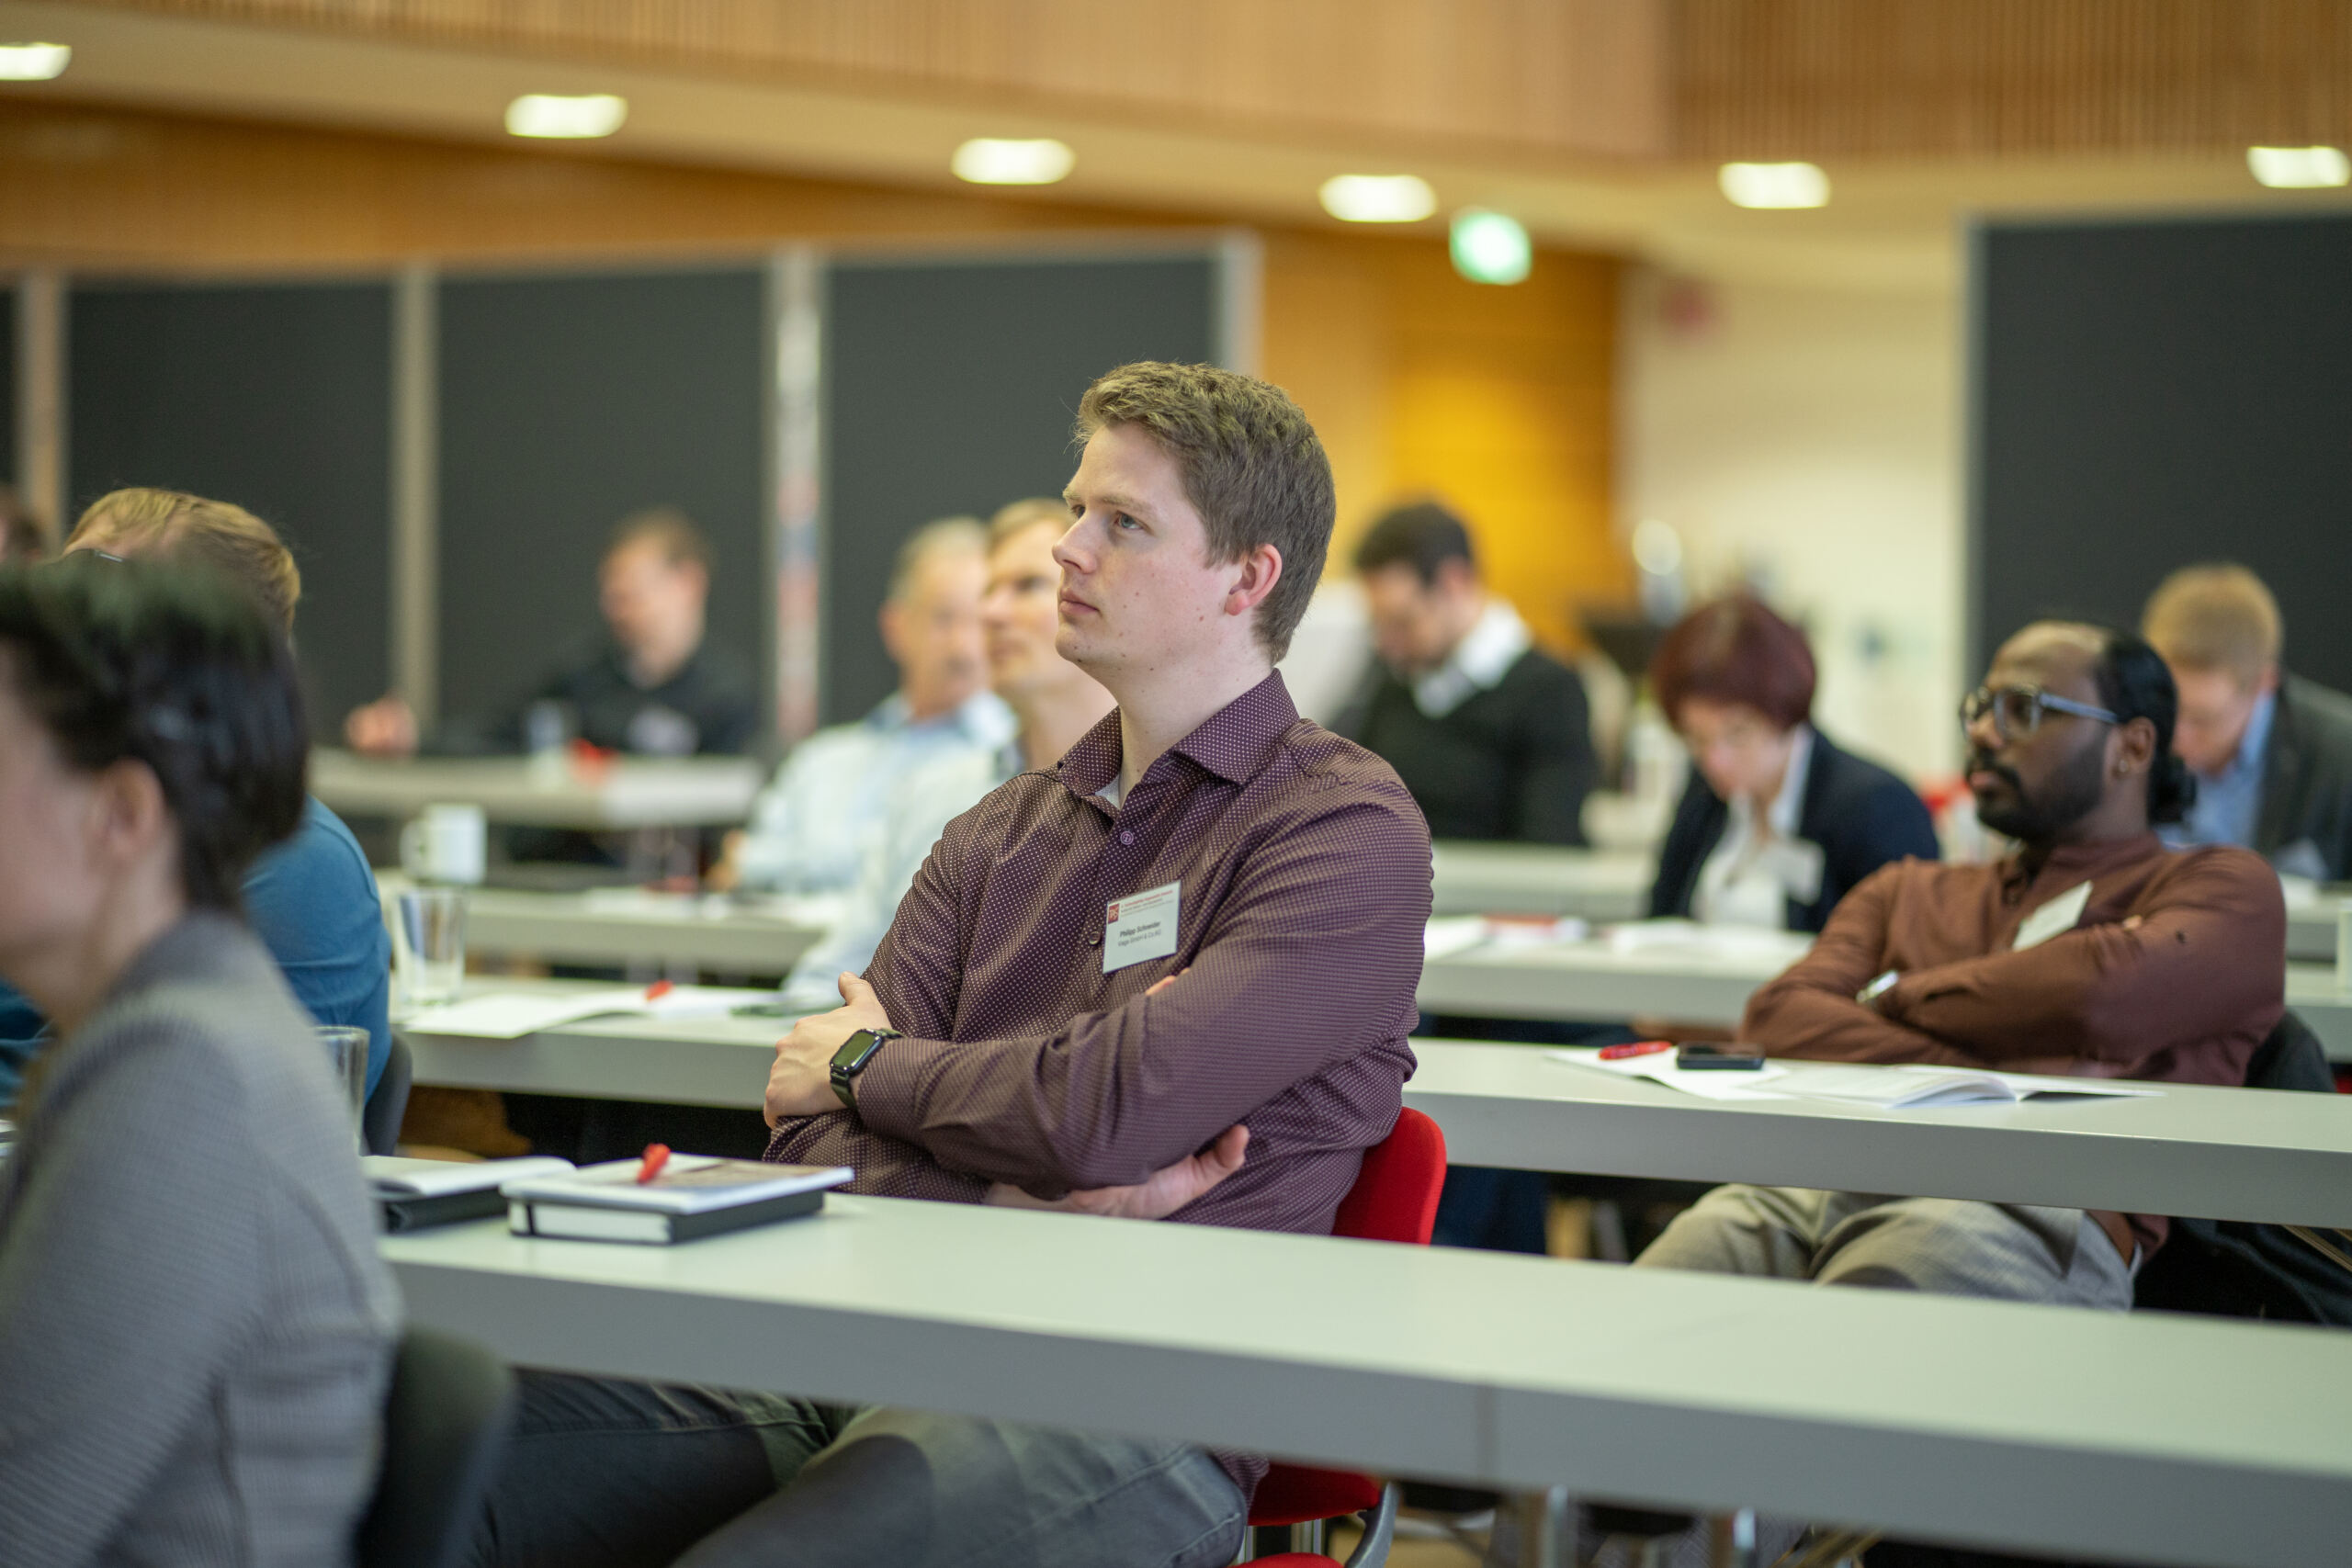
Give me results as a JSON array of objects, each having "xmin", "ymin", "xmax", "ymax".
[{"xmin": 0, "ymin": 911, "xmax": 401, "ymax": 1566}]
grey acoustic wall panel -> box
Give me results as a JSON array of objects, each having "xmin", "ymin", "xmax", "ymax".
[
  {"xmin": 820, "ymin": 251, "xmax": 1224, "ymax": 723},
  {"xmin": 68, "ymin": 279, "xmax": 393, "ymax": 730},
  {"xmin": 436, "ymin": 267, "xmax": 767, "ymax": 739},
  {"xmin": 1972, "ymin": 215, "xmax": 2352, "ymax": 693}
]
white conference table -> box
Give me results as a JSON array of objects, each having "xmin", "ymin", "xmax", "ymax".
[
  {"xmin": 313, "ymin": 747, "xmax": 763, "ymax": 829},
  {"xmin": 458, "ymin": 887, "xmax": 831, "ymax": 975},
  {"xmin": 398, "ymin": 987, "xmax": 2352, "ymax": 1226},
  {"xmin": 1419, "ymin": 926, "xmax": 2352, "ymax": 1062},
  {"xmin": 1429, "ymin": 841, "xmax": 1653, "ymax": 921},
  {"xmin": 381, "ymin": 1199, "xmax": 2352, "ymax": 1568},
  {"xmin": 2288, "ymin": 892, "xmax": 2346, "ymax": 964}
]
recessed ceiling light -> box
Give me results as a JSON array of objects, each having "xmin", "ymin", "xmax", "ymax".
[
  {"xmin": 2247, "ymin": 145, "xmax": 2350, "ymax": 189},
  {"xmin": 1319, "ymin": 175, "xmax": 1437, "ymax": 223},
  {"xmin": 951, "ymin": 139, "xmax": 1074, "ymax": 185},
  {"xmin": 1719, "ymin": 162, "xmax": 1830, "ymax": 209},
  {"xmin": 505, "ymin": 94, "xmax": 628, "ymax": 140},
  {"xmin": 1450, "ymin": 209, "xmax": 1532, "ymax": 285},
  {"xmin": 0, "ymin": 42, "xmax": 71, "ymax": 81}
]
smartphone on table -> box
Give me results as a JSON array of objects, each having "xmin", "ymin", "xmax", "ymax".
[{"xmin": 1675, "ymin": 1043, "xmax": 1768, "ymax": 1071}]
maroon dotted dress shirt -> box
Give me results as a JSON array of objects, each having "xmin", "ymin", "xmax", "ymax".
[{"xmin": 764, "ymin": 672, "xmax": 1431, "ymax": 1501}]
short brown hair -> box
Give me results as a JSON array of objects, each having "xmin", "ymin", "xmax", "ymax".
[
  {"xmin": 2142, "ymin": 563, "xmax": 2281, "ymax": 687},
  {"xmin": 988, "ymin": 496, "xmax": 1069, "ymax": 551},
  {"xmin": 1074, "ymin": 362, "xmax": 1334, "ymax": 661},
  {"xmin": 68, "ymin": 487, "xmax": 300, "ymax": 637},
  {"xmin": 0, "ymin": 487, "xmax": 52, "ymax": 563},
  {"xmin": 606, "ymin": 507, "xmax": 710, "ymax": 573},
  {"xmin": 1650, "ymin": 595, "xmax": 1816, "ymax": 732}
]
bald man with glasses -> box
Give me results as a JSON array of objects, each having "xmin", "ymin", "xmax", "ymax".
[{"xmin": 1634, "ymin": 621, "xmax": 2286, "ymax": 1307}]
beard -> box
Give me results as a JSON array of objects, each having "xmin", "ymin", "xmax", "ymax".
[{"xmin": 1973, "ymin": 736, "xmax": 2109, "ymax": 843}]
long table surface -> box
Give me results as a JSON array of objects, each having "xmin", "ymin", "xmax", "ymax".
[
  {"xmin": 381, "ymin": 1200, "xmax": 2352, "ymax": 1568},
  {"xmin": 314, "ymin": 748, "xmax": 763, "ymax": 829},
  {"xmin": 1429, "ymin": 841, "xmax": 1652, "ymax": 921},
  {"xmin": 458, "ymin": 887, "xmax": 831, "ymax": 974},
  {"xmin": 1419, "ymin": 928, "xmax": 2352, "ymax": 1061},
  {"xmin": 2288, "ymin": 891, "xmax": 2347, "ymax": 964},
  {"xmin": 398, "ymin": 989, "xmax": 2352, "ymax": 1226}
]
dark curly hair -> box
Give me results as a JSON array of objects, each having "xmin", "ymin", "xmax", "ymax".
[
  {"xmin": 2092, "ymin": 628, "xmax": 2198, "ymax": 826},
  {"xmin": 0, "ymin": 555, "xmax": 309, "ymax": 910}
]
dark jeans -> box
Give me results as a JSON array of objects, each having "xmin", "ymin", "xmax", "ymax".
[{"xmin": 471, "ymin": 1371, "xmax": 1247, "ymax": 1568}]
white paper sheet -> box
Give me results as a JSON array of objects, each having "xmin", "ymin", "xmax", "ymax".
[
  {"xmin": 1546, "ymin": 1047, "xmax": 1792, "ymax": 1101},
  {"xmin": 401, "ymin": 985, "xmax": 763, "ymax": 1039}
]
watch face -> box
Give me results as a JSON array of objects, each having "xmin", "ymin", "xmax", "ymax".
[{"xmin": 833, "ymin": 1030, "xmax": 891, "ymax": 1076}]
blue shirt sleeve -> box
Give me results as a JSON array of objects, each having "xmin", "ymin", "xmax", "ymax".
[
  {"xmin": 242, "ymin": 799, "xmax": 394, "ymax": 1097},
  {"xmin": 0, "ymin": 983, "xmax": 46, "ymax": 1111}
]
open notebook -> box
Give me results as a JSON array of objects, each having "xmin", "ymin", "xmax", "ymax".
[
  {"xmin": 1777, "ymin": 1065, "xmax": 2162, "ymax": 1110},
  {"xmin": 399, "ymin": 985, "xmax": 769, "ymax": 1039}
]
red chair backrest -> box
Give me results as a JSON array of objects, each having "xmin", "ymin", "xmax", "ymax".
[
  {"xmin": 1330, "ymin": 1107, "xmax": 1447, "ymax": 1246},
  {"xmin": 1251, "ymin": 1109, "xmax": 1450, "ymax": 1530}
]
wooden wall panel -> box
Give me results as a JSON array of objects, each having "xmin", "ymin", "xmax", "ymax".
[
  {"xmin": 81, "ymin": 0, "xmax": 1671, "ymax": 159},
  {"xmin": 1673, "ymin": 0, "xmax": 2352, "ymax": 157}
]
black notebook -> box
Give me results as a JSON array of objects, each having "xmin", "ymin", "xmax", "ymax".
[{"xmin": 502, "ymin": 1156, "xmax": 854, "ymax": 1245}]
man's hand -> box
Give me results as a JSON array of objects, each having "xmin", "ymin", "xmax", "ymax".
[
  {"xmin": 764, "ymin": 972, "xmax": 892, "ymax": 1128},
  {"xmin": 986, "ymin": 1125, "xmax": 1250, "ymax": 1220},
  {"xmin": 345, "ymin": 694, "xmax": 419, "ymax": 758}
]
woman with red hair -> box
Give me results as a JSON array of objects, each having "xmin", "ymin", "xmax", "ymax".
[{"xmin": 1647, "ymin": 596, "xmax": 1938, "ymax": 931}]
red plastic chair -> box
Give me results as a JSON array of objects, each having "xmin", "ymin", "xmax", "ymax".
[{"xmin": 1240, "ymin": 1107, "xmax": 1448, "ymax": 1566}]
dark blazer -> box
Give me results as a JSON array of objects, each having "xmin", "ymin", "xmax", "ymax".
[
  {"xmin": 2255, "ymin": 674, "xmax": 2352, "ymax": 882},
  {"xmin": 1648, "ymin": 727, "xmax": 1939, "ymax": 932}
]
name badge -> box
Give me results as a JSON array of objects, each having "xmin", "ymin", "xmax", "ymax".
[
  {"xmin": 1104, "ymin": 879, "xmax": 1181, "ymax": 975},
  {"xmin": 2013, "ymin": 880, "xmax": 2092, "ymax": 952}
]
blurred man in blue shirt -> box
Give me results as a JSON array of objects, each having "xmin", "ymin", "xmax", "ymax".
[
  {"xmin": 2143, "ymin": 563, "xmax": 2352, "ymax": 882},
  {"xmin": 0, "ymin": 489, "xmax": 391, "ymax": 1107}
]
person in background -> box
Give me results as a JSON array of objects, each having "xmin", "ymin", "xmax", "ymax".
[
  {"xmin": 714, "ymin": 516, "xmax": 1013, "ymax": 895},
  {"xmin": 1336, "ymin": 500, "xmax": 1595, "ymax": 845},
  {"xmin": 2142, "ymin": 562, "xmax": 2352, "ymax": 882},
  {"xmin": 0, "ymin": 488, "xmax": 393, "ymax": 1106},
  {"xmin": 0, "ymin": 554, "xmax": 400, "ymax": 1565},
  {"xmin": 773, "ymin": 500, "xmax": 1114, "ymax": 1008},
  {"xmin": 1647, "ymin": 595, "xmax": 1939, "ymax": 931},
  {"xmin": 0, "ymin": 486, "xmax": 51, "ymax": 563},
  {"xmin": 1638, "ymin": 623, "xmax": 2284, "ymax": 1302},
  {"xmin": 345, "ymin": 506, "xmax": 756, "ymax": 761}
]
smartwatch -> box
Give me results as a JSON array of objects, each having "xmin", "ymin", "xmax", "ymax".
[{"xmin": 830, "ymin": 1029, "xmax": 901, "ymax": 1112}]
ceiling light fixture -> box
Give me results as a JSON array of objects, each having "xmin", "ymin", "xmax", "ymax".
[
  {"xmin": 1450, "ymin": 209, "xmax": 1532, "ymax": 285},
  {"xmin": 0, "ymin": 42, "xmax": 71, "ymax": 80},
  {"xmin": 1319, "ymin": 174, "xmax": 1437, "ymax": 223},
  {"xmin": 951, "ymin": 138, "xmax": 1074, "ymax": 185},
  {"xmin": 505, "ymin": 94, "xmax": 628, "ymax": 140},
  {"xmin": 2246, "ymin": 145, "xmax": 2350, "ymax": 189},
  {"xmin": 1719, "ymin": 162, "xmax": 1830, "ymax": 209}
]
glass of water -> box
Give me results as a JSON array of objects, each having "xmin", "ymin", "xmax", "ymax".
[
  {"xmin": 315, "ymin": 1025, "xmax": 372, "ymax": 1142},
  {"xmin": 394, "ymin": 886, "xmax": 469, "ymax": 1006}
]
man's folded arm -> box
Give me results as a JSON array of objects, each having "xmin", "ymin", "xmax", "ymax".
[
  {"xmin": 765, "ymin": 1112, "xmax": 988, "ymax": 1201},
  {"xmin": 1875, "ymin": 851, "xmax": 2286, "ymax": 1071},
  {"xmin": 855, "ymin": 791, "xmax": 1430, "ymax": 1192},
  {"xmin": 1742, "ymin": 868, "xmax": 1975, "ymax": 1065}
]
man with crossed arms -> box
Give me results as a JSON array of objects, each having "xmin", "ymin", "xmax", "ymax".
[{"xmin": 472, "ymin": 364, "xmax": 1430, "ymax": 1568}]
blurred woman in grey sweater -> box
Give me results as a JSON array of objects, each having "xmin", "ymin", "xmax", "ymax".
[{"xmin": 0, "ymin": 555, "xmax": 399, "ymax": 1565}]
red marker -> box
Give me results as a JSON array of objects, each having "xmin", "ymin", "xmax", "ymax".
[
  {"xmin": 644, "ymin": 978, "xmax": 674, "ymax": 1003},
  {"xmin": 636, "ymin": 1143, "xmax": 672, "ymax": 1184},
  {"xmin": 1598, "ymin": 1041, "xmax": 1675, "ymax": 1061}
]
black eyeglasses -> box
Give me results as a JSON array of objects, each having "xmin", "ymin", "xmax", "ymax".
[{"xmin": 1959, "ymin": 684, "xmax": 2120, "ymax": 740}]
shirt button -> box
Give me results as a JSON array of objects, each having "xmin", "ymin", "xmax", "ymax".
[
  {"xmin": 1119, "ymin": 829, "xmax": 1136, "ymax": 846},
  {"xmin": 1088, "ymin": 931, "xmax": 1102, "ymax": 946}
]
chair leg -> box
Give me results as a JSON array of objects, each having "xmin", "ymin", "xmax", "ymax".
[
  {"xmin": 1289, "ymin": 1518, "xmax": 1327, "ymax": 1556},
  {"xmin": 1708, "ymin": 1509, "xmax": 1758, "ymax": 1568},
  {"xmin": 1341, "ymin": 1483, "xmax": 1402, "ymax": 1568},
  {"xmin": 1516, "ymin": 1486, "xmax": 1571, "ymax": 1568}
]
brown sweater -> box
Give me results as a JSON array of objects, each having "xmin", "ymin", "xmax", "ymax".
[{"xmin": 1740, "ymin": 832, "xmax": 2287, "ymax": 1259}]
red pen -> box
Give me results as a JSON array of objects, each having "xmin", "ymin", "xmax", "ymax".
[
  {"xmin": 1598, "ymin": 1041, "xmax": 1675, "ymax": 1061},
  {"xmin": 644, "ymin": 979, "xmax": 674, "ymax": 1003},
  {"xmin": 636, "ymin": 1143, "xmax": 672, "ymax": 1184}
]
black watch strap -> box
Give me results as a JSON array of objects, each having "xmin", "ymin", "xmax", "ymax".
[{"xmin": 830, "ymin": 1029, "xmax": 901, "ymax": 1112}]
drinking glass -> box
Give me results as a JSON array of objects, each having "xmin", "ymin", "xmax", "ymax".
[{"xmin": 394, "ymin": 886, "xmax": 469, "ymax": 1006}]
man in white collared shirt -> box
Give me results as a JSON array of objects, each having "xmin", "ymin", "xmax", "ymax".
[
  {"xmin": 716, "ymin": 519, "xmax": 1013, "ymax": 894},
  {"xmin": 1334, "ymin": 501, "xmax": 1597, "ymax": 844}
]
